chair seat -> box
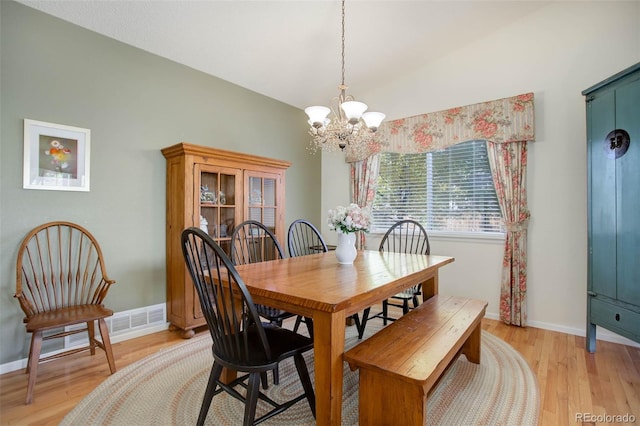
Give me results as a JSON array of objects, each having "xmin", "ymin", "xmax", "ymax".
[
  {"xmin": 259, "ymin": 324, "xmax": 313, "ymax": 361},
  {"xmin": 25, "ymin": 305, "xmax": 113, "ymax": 332},
  {"xmin": 255, "ymin": 305, "xmax": 296, "ymax": 323},
  {"xmin": 392, "ymin": 289, "xmax": 419, "ymax": 299},
  {"xmin": 221, "ymin": 324, "xmax": 314, "ymax": 369}
]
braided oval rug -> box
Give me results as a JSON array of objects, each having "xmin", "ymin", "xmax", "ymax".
[{"xmin": 61, "ymin": 323, "xmax": 539, "ymax": 425}]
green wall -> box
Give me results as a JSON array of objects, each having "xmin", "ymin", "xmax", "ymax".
[{"xmin": 0, "ymin": 1, "xmax": 321, "ymax": 365}]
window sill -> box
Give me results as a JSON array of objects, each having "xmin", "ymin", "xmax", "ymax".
[
  {"xmin": 369, "ymin": 230, "xmax": 505, "ymax": 245},
  {"xmin": 428, "ymin": 231, "xmax": 505, "ymax": 244}
]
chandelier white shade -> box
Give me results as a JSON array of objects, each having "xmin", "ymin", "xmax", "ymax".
[{"xmin": 305, "ymin": 0, "xmax": 385, "ymax": 156}]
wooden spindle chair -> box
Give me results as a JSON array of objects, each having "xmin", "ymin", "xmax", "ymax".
[{"xmin": 14, "ymin": 221, "xmax": 116, "ymax": 404}]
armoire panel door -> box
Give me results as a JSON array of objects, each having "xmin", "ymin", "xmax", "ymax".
[
  {"xmin": 588, "ymin": 90, "xmax": 617, "ymax": 299},
  {"xmin": 616, "ymin": 77, "xmax": 640, "ymax": 305}
]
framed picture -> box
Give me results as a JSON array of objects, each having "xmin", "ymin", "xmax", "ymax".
[{"xmin": 23, "ymin": 119, "xmax": 91, "ymax": 192}]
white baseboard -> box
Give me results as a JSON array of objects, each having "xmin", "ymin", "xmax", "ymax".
[
  {"xmin": 4, "ymin": 305, "xmax": 638, "ymax": 375},
  {"xmin": 484, "ymin": 312, "xmax": 640, "ymax": 348},
  {"xmin": 0, "ymin": 303, "xmax": 169, "ymax": 375}
]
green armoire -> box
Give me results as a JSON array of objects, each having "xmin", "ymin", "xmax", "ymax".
[{"xmin": 583, "ymin": 63, "xmax": 640, "ymax": 352}]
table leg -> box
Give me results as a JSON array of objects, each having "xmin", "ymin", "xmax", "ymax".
[
  {"xmin": 422, "ymin": 272, "xmax": 439, "ymax": 299},
  {"xmin": 313, "ymin": 310, "xmax": 346, "ymax": 426},
  {"xmin": 220, "ymin": 368, "xmax": 238, "ymax": 383}
]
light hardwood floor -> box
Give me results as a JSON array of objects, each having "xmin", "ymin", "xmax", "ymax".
[{"xmin": 1, "ymin": 315, "xmax": 639, "ymax": 425}]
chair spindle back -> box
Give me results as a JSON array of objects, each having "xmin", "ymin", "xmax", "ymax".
[
  {"xmin": 15, "ymin": 222, "xmax": 112, "ymax": 319},
  {"xmin": 379, "ymin": 219, "xmax": 431, "ymax": 255},
  {"xmin": 287, "ymin": 219, "xmax": 327, "ymax": 257},
  {"xmin": 230, "ymin": 220, "xmax": 284, "ymax": 265}
]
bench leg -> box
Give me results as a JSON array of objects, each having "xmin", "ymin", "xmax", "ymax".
[
  {"xmin": 461, "ymin": 322, "xmax": 482, "ymax": 364},
  {"xmin": 358, "ymin": 370, "xmax": 426, "ymax": 426}
]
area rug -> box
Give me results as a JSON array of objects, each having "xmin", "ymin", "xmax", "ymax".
[{"xmin": 61, "ymin": 322, "xmax": 539, "ymax": 425}]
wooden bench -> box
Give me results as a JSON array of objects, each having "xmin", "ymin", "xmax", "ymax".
[{"xmin": 343, "ymin": 295, "xmax": 488, "ymax": 425}]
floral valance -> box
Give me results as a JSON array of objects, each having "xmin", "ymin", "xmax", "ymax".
[{"xmin": 346, "ymin": 92, "xmax": 535, "ymax": 162}]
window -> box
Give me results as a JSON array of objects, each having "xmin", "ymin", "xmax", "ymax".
[{"xmin": 372, "ymin": 140, "xmax": 504, "ymax": 234}]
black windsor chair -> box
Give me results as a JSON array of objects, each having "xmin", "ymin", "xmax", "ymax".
[
  {"xmin": 286, "ymin": 219, "xmax": 328, "ymax": 338},
  {"xmin": 357, "ymin": 219, "xmax": 431, "ymax": 338},
  {"xmin": 231, "ymin": 220, "xmax": 301, "ymax": 385},
  {"xmin": 287, "ymin": 219, "xmax": 328, "ymax": 257},
  {"xmin": 287, "ymin": 219, "xmax": 368, "ymax": 339},
  {"xmin": 181, "ymin": 228, "xmax": 316, "ymax": 426},
  {"xmin": 231, "ymin": 220, "xmax": 296, "ymax": 327}
]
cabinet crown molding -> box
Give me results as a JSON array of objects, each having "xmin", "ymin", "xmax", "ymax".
[{"xmin": 162, "ymin": 142, "xmax": 291, "ymax": 170}]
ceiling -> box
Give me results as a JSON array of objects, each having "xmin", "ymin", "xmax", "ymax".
[{"xmin": 18, "ymin": 0, "xmax": 548, "ymax": 112}]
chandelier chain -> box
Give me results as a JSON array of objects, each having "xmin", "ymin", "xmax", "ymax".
[{"xmin": 341, "ymin": 0, "xmax": 346, "ymax": 88}]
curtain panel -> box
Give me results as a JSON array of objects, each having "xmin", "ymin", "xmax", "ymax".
[
  {"xmin": 350, "ymin": 155, "xmax": 380, "ymax": 250},
  {"xmin": 345, "ymin": 92, "xmax": 534, "ymax": 162},
  {"xmin": 487, "ymin": 141, "xmax": 530, "ymax": 326}
]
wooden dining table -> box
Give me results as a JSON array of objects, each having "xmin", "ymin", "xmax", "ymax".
[{"xmin": 234, "ymin": 249, "xmax": 454, "ymax": 426}]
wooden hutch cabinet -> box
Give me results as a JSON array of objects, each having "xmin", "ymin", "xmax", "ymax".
[
  {"xmin": 583, "ymin": 63, "xmax": 640, "ymax": 352},
  {"xmin": 162, "ymin": 143, "xmax": 291, "ymax": 337}
]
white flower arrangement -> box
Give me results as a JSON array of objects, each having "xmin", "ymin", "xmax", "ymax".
[{"xmin": 327, "ymin": 203, "xmax": 371, "ymax": 234}]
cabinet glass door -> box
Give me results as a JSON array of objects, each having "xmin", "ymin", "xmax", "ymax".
[
  {"xmin": 197, "ymin": 165, "xmax": 241, "ymax": 256},
  {"xmin": 246, "ymin": 171, "xmax": 280, "ymax": 236}
]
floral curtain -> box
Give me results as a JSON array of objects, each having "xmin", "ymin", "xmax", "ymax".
[
  {"xmin": 350, "ymin": 155, "xmax": 380, "ymax": 249},
  {"xmin": 345, "ymin": 92, "xmax": 535, "ymax": 326},
  {"xmin": 345, "ymin": 93, "xmax": 534, "ymax": 162},
  {"xmin": 487, "ymin": 141, "xmax": 530, "ymax": 326}
]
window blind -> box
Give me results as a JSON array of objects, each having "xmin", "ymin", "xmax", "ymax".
[{"xmin": 372, "ymin": 140, "xmax": 504, "ymax": 234}]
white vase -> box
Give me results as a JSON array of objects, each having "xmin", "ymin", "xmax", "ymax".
[{"xmin": 335, "ymin": 232, "xmax": 357, "ymax": 264}]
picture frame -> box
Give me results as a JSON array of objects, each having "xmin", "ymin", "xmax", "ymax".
[{"xmin": 23, "ymin": 119, "xmax": 91, "ymax": 192}]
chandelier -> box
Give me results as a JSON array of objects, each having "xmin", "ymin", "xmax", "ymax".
[{"xmin": 305, "ymin": 0, "xmax": 385, "ymax": 156}]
